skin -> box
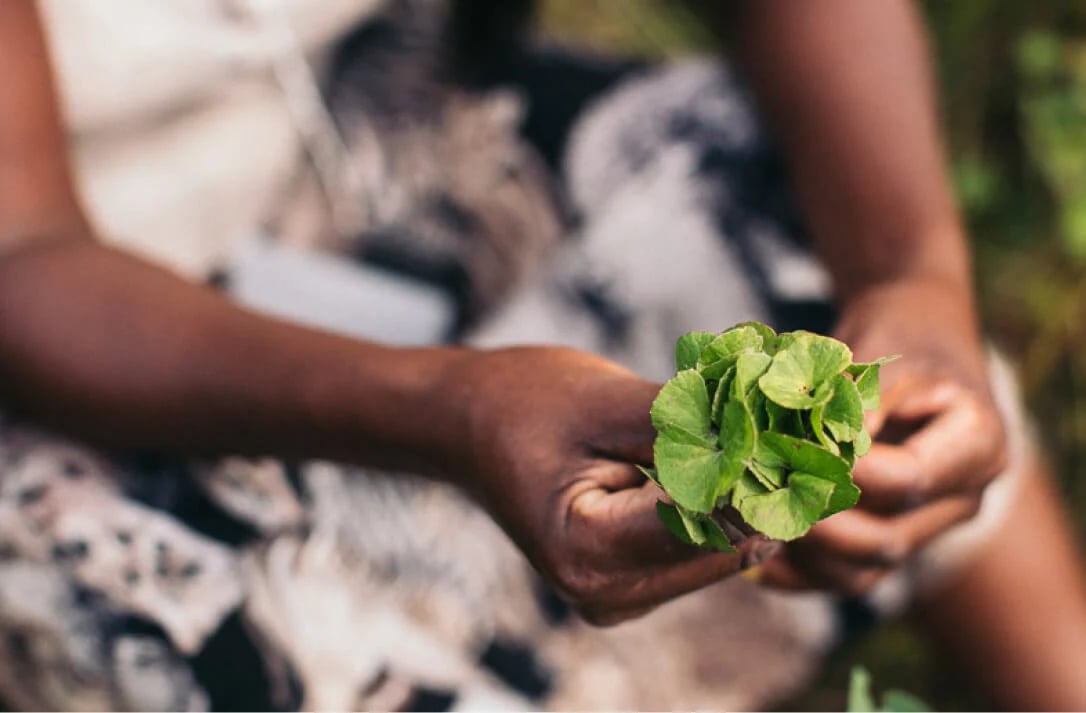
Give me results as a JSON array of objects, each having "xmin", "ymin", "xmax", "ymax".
[{"xmin": 914, "ymin": 455, "xmax": 1086, "ymax": 710}]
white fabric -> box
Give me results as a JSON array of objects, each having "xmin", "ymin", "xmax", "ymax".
[{"xmin": 38, "ymin": 0, "xmax": 382, "ymax": 279}]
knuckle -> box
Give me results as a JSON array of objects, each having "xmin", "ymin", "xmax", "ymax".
[{"xmin": 549, "ymin": 561, "xmax": 608, "ymax": 603}]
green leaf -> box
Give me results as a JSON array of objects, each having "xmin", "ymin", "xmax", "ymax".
[
  {"xmin": 698, "ymin": 326, "xmax": 763, "ymax": 379},
  {"xmin": 651, "ymin": 370, "xmax": 713, "ymax": 441},
  {"xmin": 732, "ymin": 470, "xmax": 771, "ymax": 507},
  {"xmin": 839, "ymin": 440, "xmax": 857, "ymax": 468},
  {"xmin": 848, "ymin": 666, "xmax": 876, "ymax": 713},
  {"xmin": 653, "ymin": 428, "xmax": 724, "ymax": 513},
  {"xmin": 655, "ymin": 502, "xmax": 735, "ymax": 552},
  {"xmin": 847, "ymin": 665, "xmax": 932, "ymax": 713},
  {"xmin": 734, "ymin": 351, "xmax": 773, "ymax": 397},
  {"xmin": 755, "ymin": 432, "xmax": 860, "ymax": 516},
  {"xmin": 675, "ymin": 332, "xmax": 717, "ymax": 371},
  {"xmin": 853, "ymin": 364, "xmax": 881, "ymax": 410},
  {"xmin": 731, "ymin": 321, "xmax": 779, "ymax": 352},
  {"xmin": 748, "ymin": 459, "xmax": 784, "ymax": 489},
  {"xmin": 653, "ymin": 324, "xmax": 892, "ymax": 549},
  {"xmin": 699, "ymin": 514, "xmax": 736, "ymax": 552},
  {"xmin": 765, "ymin": 400, "xmax": 806, "ymax": 439},
  {"xmin": 710, "ymin": 366, "xmax": 737, "ymax": 426},
  {"xmin": 847, "ymin": 356, "xmax": 898, "ymax": 410},
  {"xmin": 881, "ymin": 690, "xmax": 932, "ymax": 712},
  {"xmin": 854, "ymin": 427, "xmax": 872, "ymax": 458},
  {"xmin": 810, "ymin": 404, "xmax": 841, "ymax": 456},
  {"xmin": 655, "ymin": 501, "xmax": 697, "ymax": 545},
  {"xmin": 823, "ymin": 374, "xmax": 865, "ymax": 442},
  {"xmin": 775, "ymin": 331, "xmax": 797, "ymax": 354},
  {"xmin": 846, "ymin": 355, "xmax": 899, "ymax": 377},
  {"xmin": 717, "ymin": 398, "xmax": 755, "ymax": 496},
  {"xmin": 751, "ymin": 391, "xmax": 770, "ymax": 432},
  {"xmin": 636, "ymin": 465, "xmax": 660, "ymax": 486},
  {"xmin": 735, "ymin": 472, "xmax": 835, "ymax": 540},
  {"xmin": 758, "ymin": 332, "xmax": 852, "ymax": 409}
]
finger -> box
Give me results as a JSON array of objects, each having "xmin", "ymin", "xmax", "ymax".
[
  {"xmin": 882, "ymin": 378, "xmax": 962, "ymax": 421},
  {"xmin": 576, "ymin": 603, "xmax": 655, "ymax": 627},
  {"xmin": 569, "ymin": 467, "xmax": 735, "ymax": 567},
  {"xmin": 601, "ymin": 537, "xmax": 776, "ymax": 613},
  {"xmin": 777, "ymin": 544, "xmax": 893, "ymax": 597},
  {"xmin": 584, "ymin": 379, "xmax": 660, "ymax": 465},
  {"xmin": 757, "ymin": 555, "xmax": 819, "ymax": 591},
  {"xmin": 796, "ymin": 493, "xmax": 982, "ymax": 567},
  {"xmin": 755, "ymin": 545, "xmax": 890, "ymax": 595},
  {"xmin": 853, "ymin": 397, "xmax": 1004, "ymax": 512},
  {"xmin": 801, "ymin": 561, "xmax": 891, "ymax": 597},
  {"xmin": 851, "ymin": 443, "xmax": 923, "ymax": 513},
  {"xmin": 864, "ymin": 374, "xmax": 959, "ymax": 441},
  {"xmin": 567, "ymin": 469, "xmax": 783, "ymax": 610},
  {"xmin": 569, "ymin": 542, "xmax": 769, "ymax": 624}
]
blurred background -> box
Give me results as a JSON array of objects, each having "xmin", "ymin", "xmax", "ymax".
[{"xmin": 534, "ymin": 1, "xmax": 1086, "ymax": 709}]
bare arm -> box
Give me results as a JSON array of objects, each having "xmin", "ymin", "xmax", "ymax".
[
  {"xmin": 0, "ymin": 0, "xmax": 761, "ymax": 623},
  {"xmin": 730, "ymin": 0, "xmax": 974, "ymax": 308},
  {"xmin": 0, "ymin": 3, "xmax": 472, "ymax": 475}
]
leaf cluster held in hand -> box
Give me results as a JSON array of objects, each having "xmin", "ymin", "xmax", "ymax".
[
  {"xmin": 644, "ymin": 322, "xmax": 896, "ymax": 551},
  {"xmin": 848, "ymin": 666, "xmax": 931, "ymax": 713}
]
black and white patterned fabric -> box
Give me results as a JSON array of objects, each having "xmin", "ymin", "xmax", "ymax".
[{"xmin": 0, "ymin": 4, "xmax": 1027, "ymax": 710}]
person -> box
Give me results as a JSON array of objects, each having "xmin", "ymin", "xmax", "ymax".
[{"xmin": 0, "ymin": 0, "xmax": 1083, "ymax": 710}]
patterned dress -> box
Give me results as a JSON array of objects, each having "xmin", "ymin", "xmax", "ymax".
[{"xmin": 0, "ymin": 1, "xmax": 1026, "ymax": 709}]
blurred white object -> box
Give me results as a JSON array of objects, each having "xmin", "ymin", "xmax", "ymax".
[
  {"xmin": 229, "ymin": 234, "xmax": 454, "ymax": 344},
  {"xmin": 38, "ymin": 0, "xmax": 383, "ymax": 279}
]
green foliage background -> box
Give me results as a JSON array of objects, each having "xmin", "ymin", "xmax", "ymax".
[{"xmin": 537, "ymin": 1, "xmax": 1086, "ymax": 709}]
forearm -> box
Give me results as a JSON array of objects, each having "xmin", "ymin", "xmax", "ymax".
[
  {"xmin": 0, "ymin": 237, "xmax": 471, "ymax": 476},
  {"xmin": 729, "ymin": 0, "xmax": 973, "ymax": 306},
  {"xmin": 911, "ymin": 454, "xmax": 1086, "ymax": 710}
]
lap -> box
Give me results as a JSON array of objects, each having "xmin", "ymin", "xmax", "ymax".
[{"xmin": 0, "ymin": 56, "xmax": 1031, "ymax": 711}]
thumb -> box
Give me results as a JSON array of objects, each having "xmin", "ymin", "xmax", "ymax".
[{"xmin": 586, "ymin": 378, "xmax": 660, "ymax": 465}]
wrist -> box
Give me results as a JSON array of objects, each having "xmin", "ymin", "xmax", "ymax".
[
  {"xmin": 829, "ymin": 223, "xmax": 975, "ymax": 309},
  {"xmin": 832, "ymin": 275, "xmax": 990, "ymax": 393},
  {"xmin": 292, "ymin": 335, "xmax": 478, "ymax": 478}
]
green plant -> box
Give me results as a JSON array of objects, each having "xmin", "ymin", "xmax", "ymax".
[
  {"xmin": 848, "ymin": 666, "xmax": 932, "ymax": 712},
  {"xmin": 640, "ymin": 323, "xmax": 894, "ymax": 550}
]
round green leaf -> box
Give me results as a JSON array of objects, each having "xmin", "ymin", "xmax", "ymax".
[
  {"xmin": 734, "ymin": 473, "xmax": 836, "ymax": 541},
  {"xmin": 758, "ymin": 332, "xmax": 852, "ymax": 409},
  {"xmin": 697, "ymin": 326, "xmax": 764, "ymax": 379},
  {"xmin": 755, "ymin": 432, "xmax": 859, "ymax": 516},
  {"xmin": 823, "ymin": 373, "xmax": 864, "ymax": 443},
  {"xmin": 651, "ymin": 370, "xmax": 712, "ymax": 440},
  {"xmin": 654, "ymin": 428, "xmax": 724, "ymax": 513},
  {"xmin": 675, "ymin": 331, "xmax": 717, "ymax": 372}
]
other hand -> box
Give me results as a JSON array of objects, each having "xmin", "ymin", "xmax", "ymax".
[
  {"xmin": 760, "ymin": 278, "xmax": 1008, "ymax": 594},
  {"xmin": 439, "ymin": 346, "xmax": 776, "ymax": 624}
]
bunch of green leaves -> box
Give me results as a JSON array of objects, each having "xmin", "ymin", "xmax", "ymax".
[
  {"xmin": 641, "ymin": 322, "xmax": 895, "ymax": 550},
  {"xmin": 848, "ymin": 666, "xmax": 931, "ymax": 712}
]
